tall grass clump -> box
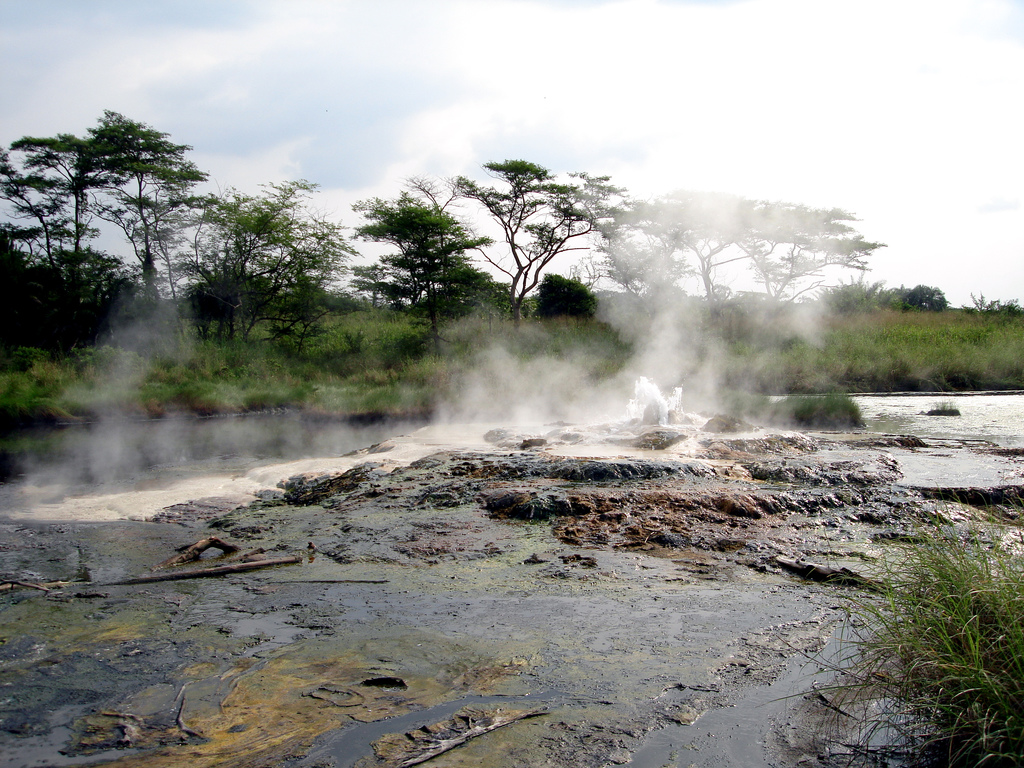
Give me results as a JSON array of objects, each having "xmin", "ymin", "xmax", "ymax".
[
  {"xmin": 841, "ymin": 528, "xmax": 1024, "ymax": 765},
  {"xmin": 770, "ymin": 392, "xmax": 864, "ymax": 429}
]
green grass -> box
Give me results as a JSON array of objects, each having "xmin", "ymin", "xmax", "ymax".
[
  {"xmin": 927, "ymin": 399, "xmax": 963, "ymax": 416},
  {"xmin": 731, "ymin": 311, "xmax": 1024, "ymax": 393},
  {"xmin": 768, "ymin": 393, "xmax": 864, "ymax": 429},
  {"xmin": 1, "ymin": 306, "xmax": 1023, "ymax": 426},
  {"xmin": 839, "ymin": 526, "xmax": 1024, "ymax": 765}
]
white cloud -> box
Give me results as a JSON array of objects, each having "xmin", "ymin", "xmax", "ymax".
[{"xmin": 2, "ymin": 0, "xmax": 1024, "ymax": 303}]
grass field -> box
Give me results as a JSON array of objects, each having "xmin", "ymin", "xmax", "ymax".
[{"xmin": 1, "ymin": 305, "xmax": 1022, "ymax": 427}]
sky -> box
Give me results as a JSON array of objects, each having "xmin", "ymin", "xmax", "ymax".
[{"xmin": 2, "ymin": 0, "xmax": 1023, "ymax": 306}]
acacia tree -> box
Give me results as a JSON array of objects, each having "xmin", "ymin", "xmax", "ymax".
[
  {"xmin": 0, "ymin": 137, "xmax": 134, "ymax": 350},
  {"xmin": 454, "ymin": 160, "xmax": 621, "ymax": 325},
  {"xmin": 601, "ymin": 192, "xmax": 882, "ymax": 305},
  {"xmin": 597, "ymin": 197, "xmax": 694, "ymax": 301},
  {"xmin": 740, "ymin": 202, "xmax": 884, "ymax": 300},
  {"xmin": 183, "ymin": 180, "xmax": 352, "ymax": 344},
  {"xmin": 89, "ymin": 111, "xmax": 208, "ymax": 298},
  {"xmin": 0, "ymin": 135, "xmax": 109, "ymax": 262},
  {"xmin": 598, "ymin": 192, "xmax": 756, "ymax": 304},
  {"xmin": 354, "ymin": 192, "xmax": 493, "ymax": 352}
]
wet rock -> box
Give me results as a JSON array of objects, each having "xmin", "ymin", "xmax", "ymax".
[
  {"xmin": 280, "ymin": 463, "xmax": 386, "ymax": 505},
  {"xmin": 918, "ymin": 484, "xmax": 1024, "ymax": 509},
  {"xmin": 545, "ymin": 429, "xmax": 586, "ymax": 443},
  {"xmin": 482, "ymin": 489, "xmax": 600, "ymax": 520},
  {"xmin": 701, "ymin": 434, "xmax": 819, "ymax": 456},
  {"xmin": 702, "ymin": 414, "xmax": 754, "ymax": 433},
  {"xmin": 747, "ymin": 454, "xmax": 901, "ymax": 486},
  {"xmin": 862, "ymin": 435, "xmax": 927, "ymax": 449},
  {"xmin": 560, "ymin": 553, "xmax": 598, "ymax": 568},
  {"xmin": 654, "ymin": 532, "xmax": 691, "ymax": 548},
  {"xmin": 715, "ymin": 493, "xmax": 775, "ymax": 519},
  {"xmin": 520, "ymin": 438, "xmax": 547, "ymax": 450},
  {"xmin": 629, "ymin": 428, "xmax": 689, "ymax": 451},
  {"xmin": 483, "ymin": 428, "xmax": 514, "ymax": 443},
  {"xmin": 152, "ymin": 496, "xmax": 250, "ymax": 524},
  {"xmin": 552, "ymin": 458, "xmax": 712, "ymax": 482}
]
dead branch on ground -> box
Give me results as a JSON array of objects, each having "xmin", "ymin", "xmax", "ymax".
[
  {"xmin": 154, "ymin": 537, "xmax": 240, "ymax": 570},
  {"xmin": 108, "ymin": 557, "xmax": 301, "ymax": 586}
]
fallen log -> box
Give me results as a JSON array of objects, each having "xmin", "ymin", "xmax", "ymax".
[
  {"xmin": 107, "ymin": 557, "xmax": 301, "ymax": 586},
  {"xmin": 776, "ymin": 557, "xmax": 878, "ymax": 590},
  {"xmin": 154, "ymin": 537, "xmax": 240, "ymax": 570},
  {"xmin": 372, "ymin": 706, "xmax": 547, "ymax": 768}
]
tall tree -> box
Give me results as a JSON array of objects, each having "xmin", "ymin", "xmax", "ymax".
[
  {"xmin": 454, "ymin": 160, "xmax": 621, "ymax": 325},
  {"xmin": 597, "ymin": 196, "xmax": 693, "ymax": 301},
  {"xmin": 183, "ymin": 181, "xmax": 352, "ymax": 344},
  {"xmin": 89, "ymin": 111, "xmax": 208, "ymax": 298},
  {"xmin": 598, "ymin": 192, "xmax": 755, "ymax": 303},
  {"xmin": 1, "ymin": 134, "xmax": 109, "ymax": 261},
  {"xmin": 354, "ymin": 192, "xmax": 492, "ymax": 352},
  {"xmin": 740, "ymin": 202, "xmax": 884, "ymax": 300},
  {"xmin": 0, "ymin": 225, "xmax": 132, "ymax": 351},
  {"xmin": 1, "ymin": 135, "xmax": 134, "ymax": 350}
]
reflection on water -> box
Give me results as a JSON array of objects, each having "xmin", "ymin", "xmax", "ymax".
[
  {"xmin": 855, "ymin": 392, "xmax": 1024, "ymax": 447},
  {"xmin": 3, "ymin": 393, "xmax": 1024, "ymax": 520},
  {"xmin": 2, "ymin": 415, "xmax": 416, "ymax": 487},
  {"xmin": 0, "ymin": 414, "xmax": 420, "ymax": 518}
]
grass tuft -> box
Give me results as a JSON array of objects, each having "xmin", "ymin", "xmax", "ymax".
[
  {"xmin": 927, "ymin": 399, "xmax": 962, "ymax": 416},
  {"xmin": 838, "ymin": 526, "xmax": 1024, "ymax": 765},
  {"xmin": 770, "ymin": 393, "xmax": 864, "ymax": 429}
]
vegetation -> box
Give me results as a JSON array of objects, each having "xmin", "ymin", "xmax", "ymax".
[
  {"xmin": 535, "ymin": 273, "xmax": 597, "ymax": 319},
  {"xmin": 719, "ymin": 307, "xmax": 1024, "ymax": 394},
  {"xmin": 183, "ymin": 180, "xmax": 353, "ymax": 345},
  {"xmin": 1, "ymin": 111, "xmax": 1022, "ymax": 426},
  {"xmin": 453, "ymin": 160, "xmax": 622, "ymax": 325},
  {"xmin": 927, "ymin": 400, "xmax": 962, "ymax": 416},
  {"xmin": 600, "ymin": 194, "xmax": 884, "ymax": 303},
  {"xmin": 353, "ymin": 191, "xmax": 496, "ymax": 352},
  {"xmin": 840, "ymin": 526, "xmax": 1024, "ymax": 766},
  {"xmin": 769, "ymin": 393, "xmax": 864, "ymax": 429}
]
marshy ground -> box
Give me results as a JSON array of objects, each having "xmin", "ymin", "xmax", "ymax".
[{"xmin": 2, "ymin": 420, "xmax": 1023, "ymax": 768}]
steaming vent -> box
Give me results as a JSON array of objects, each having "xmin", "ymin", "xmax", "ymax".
[{"xmin": 626, "ymin": 377, "xmax": 683, "ymax": 426}]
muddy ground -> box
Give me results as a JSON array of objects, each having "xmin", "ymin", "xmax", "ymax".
[{"xmin": 2, "ymin": 422, "xmax": 1023, "ymax": 768}]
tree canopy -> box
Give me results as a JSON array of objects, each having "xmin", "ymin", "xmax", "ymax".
[
  {"xmin": 600, "ymin": 191, "xmax": 885, "ymax": 303},
  {"xmin": 0, "ymin": 112, "xmax": 899, "ymax": 357},
  {"xmin": 354, "ymin": 192, "xmax": 493, "ymax": 351},
  {"xmin": 183, "ymin": 181, "xmax": 352, "ymax": 345},
  {"xmin": 88, "ymin": 110, "xmax": 208, "ymax": 298},
  {"xmin": 454, "ymin": 160, "xmax": 621, "ymax": 324}
]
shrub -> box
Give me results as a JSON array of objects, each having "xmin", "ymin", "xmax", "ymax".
[
  {"xmin": 839, "ymin": 527, "xmax": 1024, "ymax": 765},
  {"xmin": 536, "ymin": 274, "xmax": 597, "ymax": 318},
  {"xmin": 770, "ymin": 393, "xmax": 864, "ymax": 429}
]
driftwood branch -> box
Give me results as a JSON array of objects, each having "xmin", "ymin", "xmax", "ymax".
[
  {"xmin": 154, "ymin": 537, "xmax": 241, "ymax": 570},
  {"xmin": 776, "ymin": 557, "xmax": 878, "ymax": 590},
  {"xmin": 108, "ymin": 557, "xmax": 301, "ymax": 586},
  {"xmin": 0, "ymin": 580, "xmax": 51, "ymax": 593},
  {"xmin": 174, "ymin": 684, "xmax": 202, "ymax": 739},
  {"xmin": 374, "ymin": 707, "xmax": 547, "ymax": 768}
]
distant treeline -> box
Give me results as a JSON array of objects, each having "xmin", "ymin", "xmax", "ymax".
[
  {"xmin": 2, "ymin": 113, "xmax": 1022, "ymax": 430},
  {"xmin": 0, "ymin": 110, "xmax": 934, "ymax": 357}
]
